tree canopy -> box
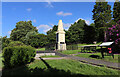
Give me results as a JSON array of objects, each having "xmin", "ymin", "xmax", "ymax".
[
  {"xmin": 92, "ymin": 0, "xmax": 112, "ymax": 42},
  {"xmin": 10, "ymin": 21, "xmax": 38, "ymax": 42},
  {"xmin": 113, "ymin": 0, "xmax": 120, "ymax": 23}
]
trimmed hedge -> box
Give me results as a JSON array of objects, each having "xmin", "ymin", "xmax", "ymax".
[{"xmin": 2, "ymin": 46, "xmax": 36, "ymax": 68}]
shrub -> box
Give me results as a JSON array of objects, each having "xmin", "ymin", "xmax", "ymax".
[
  {"xmin": 66, "ymin": 44, "xmax": 78, "ymax": 50},
  {"xmin": 107, "ymin": 20, "xmax": 120, "ymax": 53},
  {"xmin": 8, "ymin": 41, "xmax": 25, "ymax": 47},
  {"xmin": 1, "ymin": 36, "xmax": 11, "ymax": 50},
  {"xmin": 2, "ymin": 46, "xmax": 36, "ymax": 68}
]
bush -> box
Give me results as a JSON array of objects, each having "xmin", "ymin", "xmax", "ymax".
[
  {"xmin": 66, "ymin": 44, "xmax": 78, "ymax": 50},
  {"xmin": 2, "ymin": 46, "xmax": 36, "ymax": 68},
  {"xmin": 1, "ymin": 36, "xmax": 11, "ymax": 50},
  {"xmin": 8, "ymin": 41, "xmax": 25, "ymax": 47}
]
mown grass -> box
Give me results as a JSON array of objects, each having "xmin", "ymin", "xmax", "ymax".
[
  {"xmin": 0, "ymin": 53, "xmax": 2, "ymax": 69},
  {"xmin": 77, "ymin": 42, "xmax": 101, "ymax": 46},
  {"xmin": 76, "ymin": 52, "xmax": 120, "ymax": 63},
  {"xmin": 36, "ymin": 48, "xmax": 45, "ymax": 51},
  {"xmin": 2, "ymin": 59, "xmax": 119, "ymax": 77},
  {"xmin": 59, "ymin": 50, "xmax": 81, "ymax": 55}
]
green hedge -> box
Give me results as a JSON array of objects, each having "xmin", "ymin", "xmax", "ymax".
[{"xmin": 2, "ymin": 46, "xmax": 36, "ymax": 68}]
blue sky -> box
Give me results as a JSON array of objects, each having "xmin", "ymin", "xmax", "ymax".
[{"xmin": 2, "ymin": 2, "xmax": 114, "ymax": 37}]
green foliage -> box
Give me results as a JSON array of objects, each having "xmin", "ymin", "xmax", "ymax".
[
  {"xmin": 10, "ymin": 21, "xmax": 38, "ymax": 42},
  {"xmin": 92, "ymin": 1, "xmax": 112, "ymax": 42},
  {"xmin": 46, "ymin": 25, "xmax": 58, "ymax": 50},
  {"xmin": 2, "ymin": 46, "xmax": 36, "ymax": 68},
  {"xmin": 8, "ymin": 41, "xmax": 25, "ymax": 47},
  {"xmin": 113, "ymin": 0, "xmax": 120, "ymax": 22},
  {"xmin": 1, "ymin": 36, "xmax": 11, "ymax": 50},
  {"xmin": 68, "ymin": 19, "xmax": 88, "ymax": 44},
  {"xmin": 84, "ymin": 23, "xmax": 96, "ymax": 43},
  {"xmin": 66, "ymin": 44, "xmax": 78, "ymax": 50},
  {"xmin": 28, "ymin": 34, "xmax": 47, "ymax": 48}
]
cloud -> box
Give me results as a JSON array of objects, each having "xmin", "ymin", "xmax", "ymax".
[
  {"xmin": 33, "ymin": 19, "xmax": 36, "ymax": 23},
  {"xmin": 56, "ymin": 11, "xmax": 72, "ymax": 16},
  {"xmin": 26, "ymin": 8, "xmax": 32, "ymax": 12},
  {"xmin": 8, "ymin": 31, "xmax": 11, "ymax": 34},
  {"xmin": 47, "ymin": 2, "xmax": 54, "ymax": 8},
  {"xmin": 37, "ymin": 24, "xmax": 52, "ymax": 32},
  {"xmin": 63, "ymin": 23, "xmax": 72, "ymax": 30},
  {"xmin": 45, "ymin": 0, "xmax": 54, "ymax": 8},
  {"xmin": 49, "ymin": 23, "xmax": 54, "ymax": 26},
  {"xmin": 75, "ymin": 18, "xmax": 91, "ymax": 25}
]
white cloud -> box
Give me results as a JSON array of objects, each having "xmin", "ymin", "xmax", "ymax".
[
  {"xmin": 75, "ymin": 18, "xmax": 91, "ymax": 25},
  {"xmin": 56, "ymin": 11, "xmax": 72, "ymax": 16},
  {"xmin": 45, "ymin": 0, "xmax": 54, "ymax": 8},
  {"xmin": 33, "ymin": 19, "xmax": 36, "ymax": 23},
  {"xmin": 37, "ymin": 24, "xmax": 52, "ymax": 32},
  {"xmin": 26, "ymin": 8, "xmax": 32, "ymax": 12},
  {"xmin": 49, "ymin": 23, "xmax": 54, "ymax": 26},
  {"xmin": 8, "ymin": 31, "xmax": 11, "ymax": 34},
  {"xmin": 63, "ymin": 23, "xmax": 72, "ymax": 30},
  {"xmin": 46, "ymin": 2, "xmax": 54, "ymax": 8}
]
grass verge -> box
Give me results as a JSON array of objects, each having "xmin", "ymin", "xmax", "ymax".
[
  {"xmin": 0, "ymin": 53, "xmax": 2, "ymax": 69},
  {"xmin": 2, "ymin": 59, "xmax": 119, "ymax": 77},
  {"xmin": 36, "ymin": 48, "xmax": 45, "ymax": 51},
  {"xmin": 76, "ymin": 52, "xmax": 120, "ymax": 63}
]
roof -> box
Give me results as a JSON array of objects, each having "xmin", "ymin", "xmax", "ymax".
[{"xmin": 99, "ymin": 42, "xmax": 114, "ymax": 46}]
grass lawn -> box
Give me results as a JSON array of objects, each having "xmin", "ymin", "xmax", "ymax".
[
  {"xmin": 59, "ymin": 50, "xmax": 81, "ymax": 55},
  {"xmin": 2, "ymin": 59, "xmax": 119, "ymax": 77},
  {"xmin": 76, "ymin": 52, "xmax": 120, "ymax": 63},
  {"xmin": 40, "ymin": 55, "xmax": 60, "ymax": 58},
  {"xmin": 0, "ymin": 53, "xmax": 2, "ymax": 69},
  {"xmin": 78, "ymin": 42, "xmax": 101, "ymax": 46},
  {"xmin": 36, "ymin": 48, "xmax": 45, "ymax": 51}
]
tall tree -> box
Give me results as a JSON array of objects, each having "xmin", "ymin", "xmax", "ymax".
[
  {"xmin": 10, "ymin": 21, "xmax": 38, "ymax": 42},
  {"xmin": 113, "ymin": 0, "xmax": 120, "ymax": 23},
  {"xmin": 92, "ymin": 0, "xmax": 112, "ymax": 42},
  {"xmin": 68, "ymin": 19, "xmax": 88, "ymax": 44},
  {"xmin": 46, "ymin": 25, "xmax": 58, "ymax": 50}
]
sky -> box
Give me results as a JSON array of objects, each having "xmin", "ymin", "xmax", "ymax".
[{"xmin": 2, "ymin": 2, "xmax": 114, "ymax": 37}]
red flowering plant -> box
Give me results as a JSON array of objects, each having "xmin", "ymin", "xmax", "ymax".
[{"xmin": 107, "ymin": 20, "xmax": 120, "ymax": 52}]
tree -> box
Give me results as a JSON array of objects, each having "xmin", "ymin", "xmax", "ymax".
[
  {"xmin": 1, "ymin": 36, "xmax": 11, "ymax": 49},
  {"xmin": 84, "ymin": 23, "xmax": 97, "ymax": 43},
  {"xmin": 23, "ymin": 31, "xmax": 38, "ymax": 45},
  {"xmin": 68, "ymin": 19, "xmax": 88, "ymax": 44},
  {"xmin": 28, "ymin": 34, "xmax": 47, "ymax": 48},
  {"xmin": 113, "ymin": 0, "xmax": 120, "ymax": 23},
  {"xmin": 10, "ymin": 21, "xmax": 38, "ymax": 42},
  {"xmin": 46, "ymin": 25, "xmax": 58, "ymax": 50},
  {"xmin": 92, "ymin": 0, "xmax": 112, "ymax": 42}
]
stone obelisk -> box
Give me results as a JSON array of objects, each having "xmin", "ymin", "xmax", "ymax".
[{"xmin": 56, "ymin": 20, "xmax": 66, "ymax": 50}]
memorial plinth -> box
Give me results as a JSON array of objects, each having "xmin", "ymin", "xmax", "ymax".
[{"xmin": 56, "ymin": 20, "xmax": 66, "ymax": 50}]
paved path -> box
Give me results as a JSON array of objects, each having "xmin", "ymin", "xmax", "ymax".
[
  {"xmin": 54, "ymin": 51, "xmax": 120, "ymax": 70},
  {"xmin": 35, "ymin": 57, "xmax": 68, "ymax": 60}
]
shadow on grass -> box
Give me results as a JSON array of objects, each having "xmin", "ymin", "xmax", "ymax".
[
  {"xmin": 1, "ymin": 57, "xmax": 119, "ymax": 77},
  {"xmin": 1, "ymin": 58, "xmax": 88, "ymax": 77},
  {"xmin": 89, "ymin": 55, "xmax": 102, "ymax": 59}
]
